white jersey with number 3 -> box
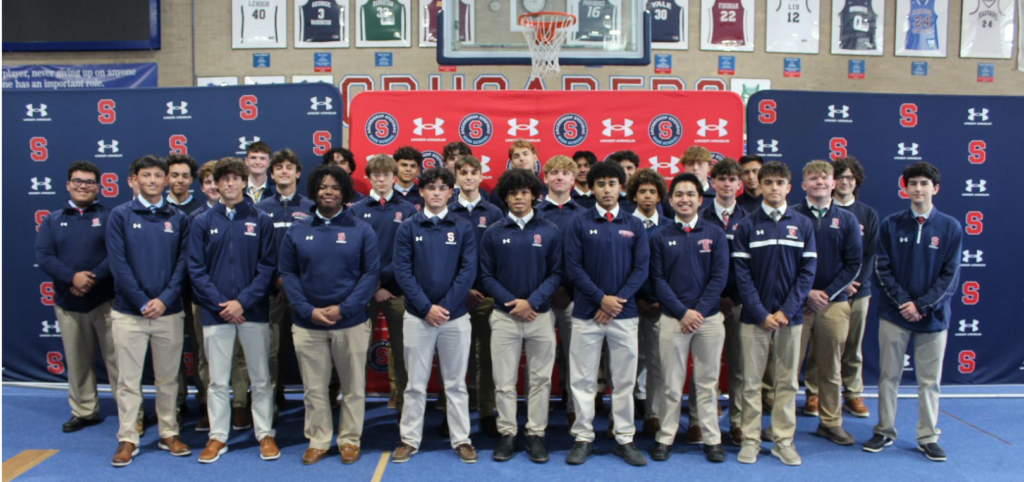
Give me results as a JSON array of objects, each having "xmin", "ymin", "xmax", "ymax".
[{"xmin": 766, "ymin": 0, "xmax": 819, "ymax": 53}]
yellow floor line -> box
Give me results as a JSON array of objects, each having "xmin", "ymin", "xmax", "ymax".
[
  {"xmin": 371, "ymin": 451, "xmax": 391, "ymax": 482},
  {"xmin": 2, "ymin": 450, "xmax": 59, "ymax": 482}
]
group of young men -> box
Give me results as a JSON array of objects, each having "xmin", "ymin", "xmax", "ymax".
[{"xmin": 36, "ymin": 136, "xmax": 961, "ymax": 468}]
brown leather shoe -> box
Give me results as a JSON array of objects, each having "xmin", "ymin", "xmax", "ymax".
[
  {"xmin": 843, "ymin": 397, "xmax": 870, "ymax": 418},
  {"xmin": 340, "ymin": 444, "xmax": 360, "ymax": 464},
  {"xmin": 112, "ymin": 442, "xmax": 139, "ymax": 467},
  {"xmin": 260, "ymin": 436, "xmax": 281, "ymax": 461},
  {"xmin": 302, "ymin": 447, "xmax": 329, "ymax": 465},
  {"xmin": 199, "ymin": 439, "xmax": 227, "ymax": 463},
  {"xmin": 642, "ymin": 418, "xmax": 661, "ymax": 437},
  {"xmin": 455, "ymin": 444, "xmax": 478, "ymax": 464},
  {"xmin": 232, "ymin": 407, "xmax": 253, "ymax": 431},
  {"xmin": 391, "ymin": 443, "xmax": 417, "ymax": 463},
  {"xmin": 803, "ymin": 394, "xmax": 820, "ymax": 417},
  {"xmin": 729, "ymin": 426, "xmax": 744, "ymax": 446},
  {"xmin": 159, "ymin": 436, "xmax": 192, "ymax": 456},
  {"xmin": 686, "ymin": 424, "xmax": 704, "ymax": 445}
]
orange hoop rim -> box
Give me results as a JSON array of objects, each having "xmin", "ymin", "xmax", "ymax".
[{"xmin": 518, "ymin": 11, "xmax": 577, "ymax": 30}]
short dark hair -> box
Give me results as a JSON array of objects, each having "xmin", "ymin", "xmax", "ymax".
[
  {"xmin": 166, "ymin": 154, "xmax": 198, "ymax": 178},
  {"xmin": 710, "ymin": 157, "xmax": 741, "ymax": 178},
  {"xmin": 758, "ymin": 161, "xmax": 792, "ymax": 182},
  {"xmin": 494, "ymin": 168, "xmax": 545, "ymax": 204},
  {"xmin": 833, "ymin": 156, "xmax": 865, "ymax": 195},
  {"xmin": 902, "ymin": 161, "xmax": 941, "ymax": 186},
  {"xmin": 246, "ymin": 141, "xmax": 271, "ymax": 156},
  {"xmin": 270, "ymin": 148, "xmax": 302, "ymax": 173},
  {"xmin": 306, "ymin": 164, "xmax": 357, "ymax": 205},
  {"xmin": 214, "ymin": 158, "xmax": 249, "ymax": 182},
  {"xmin": 323, "ymin": 147, "xmax": 356, "ymax": 172},
  {"xmin": 606, "ymin": 150, "xmax": 640, "ymax": 168},
  {"xmin": 453, "ymin": 155, "xmax": 482, "ymax": 173},
  {"xmin": 418, "ymin": 167, "xmax": 456, "ymax": 189},
  {"xmin": 442, "ymin": 141, "xmax": 472, "ymax": 161},
  {"xmin": 132, "ymin": 155, "xmax": 168, "ymax": 175},
  {"xmin": 393, "ymin": 146, "xmax": 423, "ymax": 166},
  {"xmin": 572, "ymin": 150, "xmax": 598, "ymax": 166},
  {"xmin": 587, "ymin": 159, "xmax": 626, "ymax": 187},
  {"xmin": 67, "ymin": 161, "xmax": 101, "ymax": 181},
  {"xmin": 626, "ymin": 169, "xmax": 667, "ymax": 203},
  {"xmin": 669, "ymin": 173, "xmax": 705, "ymax": 199},
  {"xmin": 738, "ymin": 154, "xmax": 764, "ymax": 167}
]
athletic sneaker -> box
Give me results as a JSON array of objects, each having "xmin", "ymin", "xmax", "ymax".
[
  {"xmin": 918, "ymin": 443, "xmax": 947, "ymax": 462},
  {"xmin": 771, "ymin": 442, "xmax": 802, "ymax": 466},
  {"xmin": 737, "ymin": 443, "xmax": 759, "ymax": 464},
  {"xmin": 863, "ymin": 434, "xmax": 895, "ymax": 453}
]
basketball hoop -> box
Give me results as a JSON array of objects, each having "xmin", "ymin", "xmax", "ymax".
[{"xmin": 519, "ymin": 12, "xmax": 577, "ymax": 81}]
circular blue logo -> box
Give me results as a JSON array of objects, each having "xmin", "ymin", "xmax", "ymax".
[
  {"xmin": 648, "ymin": 114, "xmax": 684, "ymax": 148},
  {"xmin": 459, "ymin": 113, "xmax": 493, "ymax": 147},
  {"xmin": 366, "ymin": 113, "xmax": 399, "ymax": 146},
  {"xmin": 421, "ymin": 150, "xmax": 444, "ymax": 170},
  {"xmin": 710, "ymin": 151, "xmax": 726, "ymax": 163},
  {"xmin": 553, "ymin": 113, "xmax": 588, "ymax": 147},
  {"xmin": 368, "ymin": 339, "xmax": 390, "ymax": 373}
]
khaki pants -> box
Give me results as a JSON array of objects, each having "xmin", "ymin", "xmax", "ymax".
[
  {"xmin": 490, "ymin": 309, "xmax": 556, "ymax": 437},
  {"xmin": 799, "ymin": 301, "xmax": 851, "ymax": 427},
  {"xmin": 55, "ymin": 301, "xmax": 119, "ymax": 419},
  {"xmin": 191, "ymin": 304, "xmax": 251, "ymax": 409},
  {"xmin": 805, "ymin": 296, "xmax": 871, "ymax": 401},
  {"xmin": 112, "ymin": 311, "xmax": 185, "ymax": 445},
  {"xmin": 293, "ymin": 321, "xmax": 371, "ymax": 450},
  {"xmin": 569, "ymin": 317, "xmax": 639, "ymax": 445},
  {"xmin": 400, "ymin": 313, "xmax": 472, "ymax": 449},
  {"xmin": 552, "ymin": 304, "xmax": 575, "ymax": 414},
  {"xmin": 268, "ymin": 294, "xmax": 294, "ymax": 402},
  {"xmin": 205, "ymin": 322, "xmax": 275, "ymax": 443},
  {"xmin": 469, "ymin": 297, "xmax": 496, "ymax": 417},
  {"xmin": 637, "ymin": 315, "xmax": 664, "ymax": 421},
  {"xmin": 739, "ymin": 321, "xmax": 802, "ymax": 446},
  {"xmin": 657, "ymin": 313, "xmax": 726, "ymax": 446},
  {"xmin": 369, "ymin": 295, "xmax": 406, "ymax": 412},
  {"xmin": 723, "ymin": 304, "xmax": 744, "ymax": 428},
  {"xmin": 875, "ymin": 318, "xmax": 946, "ymax": 444}
]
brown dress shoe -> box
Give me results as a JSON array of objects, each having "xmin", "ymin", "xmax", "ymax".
[
  {"xmin": 729, "ymin": 426, "xmax": 744, "ymax": 446},
  {"xmin": 112, "ymin": 442, "xmax": 139, "ymax": 467},
  {"xmin": 232, "ymin": 407, "xmax": 253, "ymax": 431},
  {"xmin": 843, "ymin": 397, "xmax": 870, "ymax": 418},
  {"xmin": 455, "ymin": 444, "xmax": 478, "ymax": 464},
  {"xmin": 302, "ymin": 447, "xmax": 329, "ymax": 465},
  {"xmin": 642, "ymin": 418, "xmax": 661, "ymax": 437},
  {"xmin": 391, "ymin": 443, "xmax": 418, "ymax": 463},
  {"xmin": 199, "ymin": 439, "xmax": 228, "ymax": 463},
  {"xmin": 340, "ymin": 444, "xmax": 360, "ymax": 464},
  {"xmin": 804, "ymin": 394, "xmax": 820, "ymax": 417},
  {"xmin": 159, "ymin": 436, "xmax": 192, "ymax": 456},
  {"xmin": 260, "ymin": 436, "xmax": 281, "ymax": 461},
  {"xmin": 686, "ymin": 424, "xmax": 704, "ymax": 445}
]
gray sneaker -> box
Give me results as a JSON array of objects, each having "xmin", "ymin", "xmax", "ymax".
[
  {"xmin": 771, "ymin": 443, "xmax": 802, "ymax": 466},
  {"xmin": 816, "ymin": 424, "xmax": 855, "ymax": 446},
  {"xmin": 738, "ymin": 443, "xmax": 760, "ymax": 464}
]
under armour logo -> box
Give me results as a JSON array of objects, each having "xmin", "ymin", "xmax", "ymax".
[
  {"xmin": 899, "ymin": 236, "xmax": 909, "ymax": 243},
  {"xmin": 967, "ymin": 108, "xmax": 989, "ymax": 122},
  {"xmin": 589, "ymin": 229, "xmax": 598, "ymax": 235},
  {"xmin": 41, "ymin": 320, "xmax": 60, "ymax": 334},
  {"xmin": 507, "ymin": 118, "xmax": 539, "ymax": 136},
  {"xmin": 25, "ymin": 103, "xmax": 48, "ymax": 117},
  {"xmin": 756, "ymin": 139, "xmax": 779, "ymax": 153},
  {"xmin": 696, "ymin": 118, "xmax": 728, "ymax": 137},
  {"xmin": 904, "ymin": 354, "xmax": 911, "ymax": 368},
  {"xmin": 828, "ymin": 104, "xmax": 850, "ymax": 119},
  {"xmin": 413, "ymin": 117, "xmax": 444, "ymax": 136},
  {"xmin": 668, "ymin": 240, "xmax": 677, "ymax": 246},
  {"xmin": 897, "ymin": 142, "xmax": 919, "ymax": 156},
  {"xmin": 239, "ymin": 136, "xmax": 261, "ymax": 150},
  {"xmin": 305, "ymin": 235, "xmax": 314, "ymax": 241},
  {"xmin": 97, "ymin": 140, "xmax": 119, "ymax": 153},
  {"xmin": 30, "ymin": 177, "xmax": 52, "ymax": 191},
  {"xmin": 132, "ymin": 223, "xmax": 142, "ymax": 229},
  {"xmin": 962, "ymin": 250, "xmax": 983, "ymax": 263},
  {"xmin": 210, "ymin": 228, "xmax": 218, "ymax": 235},
  {"xmin": 363, "ymin": 213, "xmax": 372, "ymax": 218},
  {"xmin": 756, "ymin": 230, "xmax": 765, "ymax": 236},
  {"xmin": 310, "ymin": 96, "xmax": 333, "ymax": 111},
  {"xmin": 648, "ymin": 156, "xmax": 680, "ymax": 175},
  {"xmin": 415, "ymin": 236, "xmax": 424, "ymax": 242},
  {"xmin": 165, "ymin": 101, "xmax": 188, "ymax": 115},
  {"xmin": 502, "ymin": 239, "xmax": 511, "ymax": 244},
  {"xmin": 958, "ymin": 319, "xmax": 980, "ymax": 333},
  {"xmin": 480, "ymin": 155, "xmax": 491, "ymax": 174},
  {"xmin": 602, "ymin": 119, "xmax": 634, "ymax": 137},
  {"xmin": 965, "ymin": 179, "xmax": 987, "ymax": 193},
  {"xmin": 60, "ymin": 222, "xmax": 68, "ymax": 227}
]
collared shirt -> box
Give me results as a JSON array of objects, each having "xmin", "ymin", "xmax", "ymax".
[
  {"xmin": 833, "ymin": 196, "xmax": 856, "ymax": 208},
  {"xmin": 67, "ymin": 199, "xmax": 97, "ymax": 212},
  {"xmin": 426, "ymin": 207, "xmax": 449, "ymax": 221},
  {"xmin": 632, "ymin": 209, "xmax": 659, "ymax": 227},
  {"xmin": 545, "ymin": 194, "xmax": 573, "ymax": 207},
  {"xmin": 762, "ymin": 201, "xmax": 788, "ymax": 219},
  {"xmin": 369, "ymin": 190, "xmax": 394, "ymax": 203},
  {"xmin": 206, "ymin": 201, "xmax": 216, "ymax": 209},
  {"xmin": 911, "ymin": 206, "xmax": 933, "ymax": 220},
  {"xmin": 702, "ymin": 181, "xmax": 711, "ymax": 194},
  {"xmin": 457, "ymin": 192, "xmax": 482, "ymax": 210},
  {"xmin": 315, "ymin": 207, "xmax": 344, "ymax": 223},
  {"xmin": 278, "ymin": 191, "xmax": 296, "ymax": 204},
  {"xmin": 714, "ymin": 199, "xmax": 736, "ymax": 223},
  {"xmin": 508, "ymin": 210, "xmax": 535, "ymax": 230},
  {"xmin": 394, "ymin": 183, "xmax": 413, "ymax": 195},
  {"xmin": 805, "ymin": 198, "xmax": 833, "ymax": 219},
  {"xmin": 676, "ymin": 214, "xmax": 699, "ymax": 231},
  {"xmin": 138, "ymin": 195, "xmax": 165, "ymax": 210},
  {"xmin": 223, "ymin": 203, "xmax": 237, "ymax": 220},
  {"xmin": 247, "ymin": 180, "xmax": 268, "ymax": 203},
  {"xmin": 574, "ymin": 186, "xmax": 592, "ymax": 197},
  {"xmin": 595, "ymin": 203, "xmax": 620, "ymax": 220},
  {"xmin": 166, "ymin": 194, "xmax": 194, "ymax": 207}
]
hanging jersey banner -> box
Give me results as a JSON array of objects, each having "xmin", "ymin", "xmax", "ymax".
[
  {"xmin": 349, "ymin": 90, "xmax": 744, "ymax": 194},
  {"xmin": 295, "ymin": 0, "xmax": 350, "ymax": 48},
  {"xmin": 568, "ymin": 0, "xmax": 623, "ymax": 45},
  {"xmin": 831, "ymin": 0, "xmax": 884, "ymax": 56},
  {"xmin": 766, "ymin": 0, "xmax": 821, "ymax": 54},
  {"xmin": 700, "ymin": 0, "xmax": 755, "ymax": 52},
  {"xmin": 747, "ymin": 90, "xmax": 1024, "ymax": 386},
  {"xmin": 2, "ymin": 63, "xmax": 158, "ymax": 91},
  {"xmin": 895, "ymin": 0, "xmax": 949, "ymax": 58},
  {"xmin": 355, "ymin": 0, "xmax": 411, "ymax": 47},
  {"xmin": 420, "ymin": 0, "xmax": 475, "ymax": 47},
  {"xmin": 233, "ymin": 0, "xmax": 288, "ymax": 49},
  {"xmin": 648, "ymin": 0, "xmax": 689, "ymax": 49},
  {"xmin": 959, "ymin": 0, "xmax": 1016, "ymax": 59}
]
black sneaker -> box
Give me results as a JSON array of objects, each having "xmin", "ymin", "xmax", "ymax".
[
  {"xmin": 815, "ymin": 424, "xmax": 855, "ymax": 446},
  {"xmin": 650, "ymin": 442, "xmax": 670, "ymax": 462},
  {"xmin": 480, "ymin": 415, "xmax": 500, "ymax": 438},
  {"xmin": 613, "ymin": 442, "xmax": 648, "ymax": 466},
  {"xmin": 918, "ymin": 443, "xmax": 947, "ymax": 462},
  {"xmin": 703, "ymin": 443, "xmax": 726, "ymax": 463},
  {"xmin": 63, "ymin": 416, "xmax": 101, "ymax": 433},
  {"xmin": 566, "ymin": 441, "xmax": 593, "ymax": 465},
  {"xmin": 525, "ymin": 435, "xmax": 549, "ymax": 463},
  {"xmin": 862, "ymin": 434, "xmax": 895, "ymax": 453},
  {"xmin": 493, "ymin": 434, "xmax": 516, "ymax": 461}
]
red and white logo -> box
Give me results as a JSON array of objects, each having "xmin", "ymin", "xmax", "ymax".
[
  {"xmin": 930, "ymin": 236, "xmax": 940, "ymax": 249},
  {"xmin": 337, "ymin": 232, "xmax": 347, "ymax": 244},
  {"xmin": 958, "ymin": 350, "xmax": 976, "ymax": 374},
  {"xmin": 696, "ymin": 118, "xmax": 728, "ymax": 137},
  {"xmin": 92, "ymin": 218, "xmax": 101, "ymax": 227},
  {"xmin": 619, "ymin": 230, "xmax": 635, "ymax": 238},
  {"xmin": 478, "ymin": 216, "xmax": 487, "ymax": 227},
  {"xmin": 507, "ymin": 118, "xmax": 540, "ymax": 137},
  {"xmin": 532, "ymin": 234, "xmax": 543, "ymax": 247},
  {"xmin": 164, "ymin": 221, "xmax": 174, "ymax": 233},
  {"xmin": 47, "ymin": 352, "xmax": 65, "ymax": 375},
  {"xmin": 787, "ymin": 226, "xmax": 799, "ymax": 238},
  {"xmin": 698, "ymin": 238, "xmax": 713, "ymax": 253},
  {"xmin": 395, "ymin": 211, "xmax": 403, "ymax": 223},
  {"xmin": 831, "ymin": 218, "xmax": 841, "ymax": 228}
]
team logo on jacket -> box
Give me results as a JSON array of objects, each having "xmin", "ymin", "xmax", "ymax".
[
  {"xmin": 446, "ymin": 232, "xmax": 457, "ymax": 245},
  {"xmin": 648, "ymin": 114, "xmax": 683, "ymax": 148},
  {"xmin": 618, "ymin": 230, "xmax": 634, "ymax": 238},
  {"xmin": 786, "ymin": 226, "xmax": 799, "ymax": 239},
  {"xmin": 366, "ymin": 113, "xmax": 399, "ymax": 146},
  {"xmin": 831, "ymin": 218, "xmax": 841, "ymax": 229},
  {"xmin": 459, "ymin": 113, "xmax": 494, "ymax": 147},
  {"xmin": 164, "ymin": 221, "xmax": 174, "ymax": 233},
  {"xmin": 245, "ymin": 222, "xmax": 257, "ymax": 236},
  {"xmin": 337, "ymin": 232, "xmax": 347, "ymax": 244},
  {"xmin": 292, "ymin": 211, "xmax": 310, "ymax": 220},
  {"xmin": 92, "ymin": 218, "xmax": 101, "ymax": 227},
  {"xmin": 532, "ymin": 234, "xmax": 543, "ymax": 247},
  {"xmin": 698, "ymin": 238, "xmax": 713, "ymax": 253},
  {"xmin": 395, "ymin": 211, "xmax": 403, "ymax": 223},
  {"xmin": 553, "ymin": 114, "xmax": 588, "ymax": 147},
  {"xmin": 930, "ymin": 236, "xmax": 940, "ymax": 249},
  {"xmin": 478, "ymin": 216, "xmax": 487, "ymax": 227}
]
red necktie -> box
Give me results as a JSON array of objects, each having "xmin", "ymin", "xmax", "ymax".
[
  {"xmin": 917, "ymin": 216, "xmax": 925, "ymax": 226},
  {"xmin": 684, "ymin": 226, "xmax": 692, "ymax": 234},
  {"xmin": 605, "ymin": 212, "xmax": 614, "ymax": 223},
  {"xmin": 380, "ymin": 198, "xmax": 386, "ymax": 207},
  {"xmin": 76, "ymin": 208, "xmax": 84, "ymax": 216},
  {"xmin": 722, "ymin": 211, "xmax": 730, "ymax": 227}
]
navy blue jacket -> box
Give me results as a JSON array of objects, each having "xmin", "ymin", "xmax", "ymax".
[
  {"xmin": 188, "ymin": 202, "xmax": 277, "ymax": 325},
  {"xmin": 564, "ymin": 206, "xmax": 650, "ymax": 320},
  {"xmin": 349, "ymin": 194, "xmax": 419, "ymax": 296},
  {"xmin": 278, "ymin": 210, "xmax": 380, "ymax": 330},
  {"xmin": 701, "ymin": 202, "xmax": 747, "ymax": 304},
  {"xmin": 571, "ymin": 188, "xmax": 597, "ymax": 209},
  {"xmin": 634, "ymin": 212, "xmax": 668, "ymax": 305},
  {"xmin": 490, "ymin": 185, "xmax": 549, "ymax": 214},
  {"xmin": 479, "ymin": 215, "xmax": 563, "ymax": 314},
  {"xmin": 256, "ymin": 192, "xmax": 316, "ymax": 294},
  {"xmin": 35, "ymin": 202, "xmax": 114, "ymax": 312},
  {"xmin": 189, "ymin": 201, "xmax": 215, "ymax": 219},
  {"xmin": 106, "ymin": 199, "xmax": 190, "ymax": 316},
  {"xmin": 737, "ymin": 190, "xmax": 763, "ymax": 214},
  {"xmin": 536, "ymin": 197, "xmax": 586, "ymax": 298},
  {"xmin": 448, "ymin": 195, "xmax": 504, "ymax": 290},
  {"xmin": 792, "ymin": 201, "xmax": 863, "ymax": 303},
  {"xmin": 393, "ymin": 211, "xmax": 477, "ymax": 320},
  {"xmin": 663, "ymin": 184, "xmax": 714, "ymax": 215},
  {"xmin": 395, "ymin": 183, "xmax": 424, "ymax": 211},
  {"xmin": 875, "ymin": 208, "xmax": 961, "ymax": 333},
  {"xmin": 650, "ymin": 217, "xmax": 729, "ymax": 319},
  {"xmin": 243, "ymin": 181, "xmax": 277, "ymax": 206},
  {"xmin": 836, "ymin": 199, "xmax": 879, "ymax": 300},
  {"xmin": 731, "ymin": 205, "xmax": 817, "ymax": 326},
  {"xmin": 167, "ymin": 195, "xmax": 204, "ymax": 216}
]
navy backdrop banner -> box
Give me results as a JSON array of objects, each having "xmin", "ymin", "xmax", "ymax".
[
  {"xmin": 2, "ymin": 84, "xmax": 342, "ymax": 383},
  {"xmin": 2, "ymin": 63, "xmax": 159, "ymax": 90},
  {"xmin": 747, "ymin": 90, "xmax": 1024, "ymax": 386}
]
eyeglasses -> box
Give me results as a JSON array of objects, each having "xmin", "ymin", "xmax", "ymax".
[
  {"xmin": 836, "ymin": 175, "xmax": 856, "ymax": 182},
  {"xmin": 70, "ymin": 178, "xmax": 99, "ymax": 187}
]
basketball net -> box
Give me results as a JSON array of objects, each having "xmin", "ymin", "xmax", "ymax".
[{"xmin": 519, "ymin": 12, "xmax": 577, "ymax": 81}]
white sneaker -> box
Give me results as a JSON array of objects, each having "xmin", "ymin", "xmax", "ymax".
[
  {"xmin": 771, "ymin": 442, "xmax": 802, "ymax": 466},
  {"xmin": 738, "ymin": 443, "xmax": 760, "ymax": 464}
]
